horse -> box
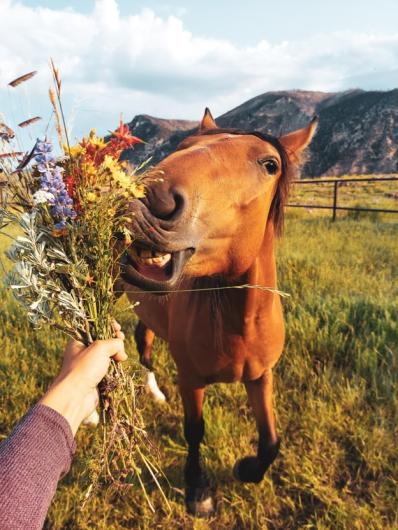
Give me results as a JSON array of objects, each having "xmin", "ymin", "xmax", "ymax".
[{"xmin": 118, "ymin": 109, "xmax": 318, "ymax": 516}]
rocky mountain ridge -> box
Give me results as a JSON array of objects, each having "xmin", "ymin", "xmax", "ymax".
[{"xmin": 123, "ymin": 89, "xmax": 398, "ymax": 177}]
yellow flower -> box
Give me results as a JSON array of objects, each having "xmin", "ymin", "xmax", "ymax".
[
  {"xmin": 101, "ymin": 155, "xmax": 131, "ymax": 189},
  {"xmin": 85, "ymin": 192, "xmax": 97, "ymax": 203},
  {"xmin": 64, "ymin": 143, "xmax": 84, "ymax": 158},
  {"xmin": 102, "ymin": 155, "xmax": 119, "ymax": 173},
  {"xmin": 83, "ymin": 160, "xmax": 97, "ymax": 179},
  {"xmin": 129, "ymin": 182, "xmax": 145, "ymax": 198},
  {"xmin": 88, "ymin": 129, "xmax": 106, "ymax": 149},
  {"xmin": 115, "ymin": 171, "xmax": 131, "ymax": 188}
]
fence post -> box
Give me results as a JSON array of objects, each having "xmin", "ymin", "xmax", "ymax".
[{"xmin": 332, "ymin": 181, "xmax": 339, "ymax": 221}]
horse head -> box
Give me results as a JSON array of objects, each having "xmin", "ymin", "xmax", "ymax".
[{"xmin": 121, "ymin": 109, "xmax": 317, "ymax": 293}]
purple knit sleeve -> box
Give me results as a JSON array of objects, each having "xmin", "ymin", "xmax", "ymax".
[{"xmin": 0, "ymin": 403, "xmax": 76, "ymax": 530}]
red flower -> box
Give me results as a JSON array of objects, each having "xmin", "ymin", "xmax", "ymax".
[
  {"xmin": 65, "ymin": 175, "xmax": 75, "ymax": 197},
  {"xmin": 64, "ymin": 173, "xmax": 80, "ymax": 212},
  {"xmin": 112, "ymin": 119, "xmax": 144, "ymax": 148}
]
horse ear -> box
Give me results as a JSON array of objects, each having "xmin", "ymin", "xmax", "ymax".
[
  {"xmin": 279, "ymin": 116, "xmax": 318, "ymax": 160},
  {"xmin": 200, "ymin": 107, "xmax": 217, "ymax": 131}
]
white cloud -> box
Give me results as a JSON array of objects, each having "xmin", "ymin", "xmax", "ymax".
[{"xmin": 0, "ymin": 0, "xmax": 397, "ymax": 141}]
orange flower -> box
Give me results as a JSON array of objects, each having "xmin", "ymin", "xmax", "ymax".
[
  {"xmin": 85, "ymin": 274, "xmax": 95, "ymax": 285},
  {"xmin": 52, "ymin": 225, "xmax": 68, "ymax": 237},
  {"xmin": 112, "ymin": 118, "xmax": 144, "ymax": 148}
]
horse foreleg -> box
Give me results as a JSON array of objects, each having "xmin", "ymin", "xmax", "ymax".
[
  {"xmin": 234, "ymin": 369, "xmax": 280, "ymax": 483},
  {"xmin": 179, "ymin": 383, "xmax": 215, "ymax": 517},
  {"xmin": 134, "ymin": 320, "xmax": 166, "ymax": 402}
]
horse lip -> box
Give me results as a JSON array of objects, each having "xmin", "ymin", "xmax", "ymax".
[{"xmin": 121, "ymin": 247, "xmax": 195, "ymax": 293}]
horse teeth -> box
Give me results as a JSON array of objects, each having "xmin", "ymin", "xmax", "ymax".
[{"xmin": 135, "ymin": 253, "xmax": 172, "ymax": 267}]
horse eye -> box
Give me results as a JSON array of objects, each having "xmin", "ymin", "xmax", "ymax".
[{"xmin": 259, "ymin": 158, "xmax": 279, "ymax": 175}]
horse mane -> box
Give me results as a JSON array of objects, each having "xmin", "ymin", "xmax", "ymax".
[{"xmin": 192, "ymin": 127, "xmax": 296, "ymax": 236}]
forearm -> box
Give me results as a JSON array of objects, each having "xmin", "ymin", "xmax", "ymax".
[
  {"xmin": 0, "ymin": 336, "xmax": 124, "ymax": 529},
  {"xmin": 0, "ymin": 404, "xmax": 76, "ymax": 530},
  {"xmin": 40, "ymin": 374, "xmax": 91, "ymax": 436}
]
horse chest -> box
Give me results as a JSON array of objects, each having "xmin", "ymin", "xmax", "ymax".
[
  {"xmin": 167, "ymin": 295, "xmax": 265, "ymax": 382},
  {"xmin": 132, "ymin": 291, "xmax": 284, "ymax": 384}
]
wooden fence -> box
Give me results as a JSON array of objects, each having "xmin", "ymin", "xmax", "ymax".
[{"xmin": 287, "ymin": 176, "xmax": 398, "ymax": 221}]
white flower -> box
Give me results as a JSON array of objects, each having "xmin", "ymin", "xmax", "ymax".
[{"xmin": 32, "ymin": 190, "xmax": 55, "ymax": 205}]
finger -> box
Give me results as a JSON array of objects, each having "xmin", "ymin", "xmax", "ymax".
[
  {"xmin": 112, "ymin": 350, "xmax": 128, "ymax": 362},
  {"xmin": 111, "ymin": 320, "xmax": 121, "ymax": 334},
  {"xmin": 115, "ymin": 330, "xmax": 125, "ymax": 340},
  {"xmin": 90, "ymin": 338, "xmax": 127, "ymax": 361},
  {"xmin": 106, "ymin": 337, "xmax": 128, "ymax": 362}
]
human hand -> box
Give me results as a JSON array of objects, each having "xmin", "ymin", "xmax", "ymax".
[{"xmin": 40, "ymin": 323, "xmax": 127, "ymax": 435}]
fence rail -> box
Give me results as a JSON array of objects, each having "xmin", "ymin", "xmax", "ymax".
[{"xmin": 287, "ymin": 176, "xmax": 398, "ymax": 221}]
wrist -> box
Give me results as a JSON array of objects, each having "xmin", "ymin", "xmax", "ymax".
[{"xmin": 40, "ymin": 375, "xmax": 89, "ymax": 436}]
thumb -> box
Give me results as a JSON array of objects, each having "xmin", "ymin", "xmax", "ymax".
[{"xmin": 89, "ymin": 338, "xmax": 128, "ymax": 362}]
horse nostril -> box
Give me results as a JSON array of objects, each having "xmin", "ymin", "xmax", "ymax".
[
  {"xmin": 171, "ymin": 191, "xmax": 185, "ymax": 219},
  {"xmin": 144, "ymin": 186, "xmax": 186, "ymax": 222}
]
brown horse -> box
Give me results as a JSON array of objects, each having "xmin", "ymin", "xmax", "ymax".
[{"xmin": 118, "ymin": 109, "xmax": 317, "ymax": 516}]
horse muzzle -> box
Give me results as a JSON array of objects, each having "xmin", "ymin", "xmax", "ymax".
[
  {"xmin": 121, "ymin": 243, "xmax": 195, "ymax": 293},
  {"xmin": 119, "ymin": 194, "xmax": 199, "ymax": 292}
]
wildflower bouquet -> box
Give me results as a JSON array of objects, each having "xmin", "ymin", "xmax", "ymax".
[{"xmin": 0, "ymin": 65, "xmax": 166, "ymax": 509}]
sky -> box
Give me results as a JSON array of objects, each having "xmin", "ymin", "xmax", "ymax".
[{"xmin": 1, "ymin": 0, "xmax": 398, "ymax": 145}]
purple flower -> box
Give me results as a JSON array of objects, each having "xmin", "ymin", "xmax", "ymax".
[
  {"xmin": 35, "ymin": 153, "xmax": 56, "ymax": 164},
  {"xmin": 36, "ymin": 140, "xmax": 52, "ymax": 153},
  {"xmin": 34, "ymin": 138, "xmax": 76, "ymax": 225}
]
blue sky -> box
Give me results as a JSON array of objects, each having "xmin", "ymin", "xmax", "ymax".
[{"xmin": 1, "ymin": 0, "xmax": 397, "ymax": 144}]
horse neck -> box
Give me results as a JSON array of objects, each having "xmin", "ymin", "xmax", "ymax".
[
  {"xmin": 255, "ymin": 219, "xmax": 278, "ymax": 287},
  {"xmin": 194, "ymin": 220, "xmax": 277, "ymax": 332},
  {"xmin": 240, "ymin": 220, "xmax": 278, "ymax": 316}
]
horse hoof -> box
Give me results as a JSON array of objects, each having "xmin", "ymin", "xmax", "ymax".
[
  {"xmin": 185, "ymin": 487, "xmax": 215, "ymax": 517},
  {"xmin": 233, "ymin": 456, "xmax": 265, "ymax": 484}
]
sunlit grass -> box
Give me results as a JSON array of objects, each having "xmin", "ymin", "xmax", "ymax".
[
  {"xmin": 0, "ymin": 211, "xmax": 397, "ymax": 529},
  {"xmin": 289, "ymin": 174, "xmax": 398, "ymax": 221}
]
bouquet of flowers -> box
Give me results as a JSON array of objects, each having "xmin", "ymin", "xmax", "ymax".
[{"xmin": 0, "ymin": 64, "xmax": 167, "ymax": 510}]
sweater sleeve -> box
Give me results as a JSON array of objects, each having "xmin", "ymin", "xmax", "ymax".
[{"xmin": 0, "ymin": 403, "xmax": 76, "ymax": 530}]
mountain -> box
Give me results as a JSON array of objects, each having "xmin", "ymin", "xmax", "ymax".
[
  {"xmin": 120, "ymin": 114, "xmax": 198, "ymax": 166},
  {"xmin": 123, "ymin": 89, "xmax": 398, "ymax": 177},
  {"xmin": 307, "ymin": 89, "xmax": 398, "ymax": 176}
]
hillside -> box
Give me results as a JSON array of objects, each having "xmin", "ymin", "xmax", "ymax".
[{"xmin": 124, "ymin": 89, "xmax": 398, "ymax": 177}]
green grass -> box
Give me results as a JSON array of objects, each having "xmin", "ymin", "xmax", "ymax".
[{"xmin": 0, "ymin": 212, "xmax": 397, "ymax": 529}]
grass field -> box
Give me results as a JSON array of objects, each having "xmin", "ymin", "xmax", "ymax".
[{"xmin": 0, "ymin": 205, "xmax": 397, "ymax": 529}]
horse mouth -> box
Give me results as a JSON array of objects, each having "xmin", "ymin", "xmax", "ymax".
[{"xmin": 121, "ymin": 242, "xmax": 194, "ymax": 293}]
